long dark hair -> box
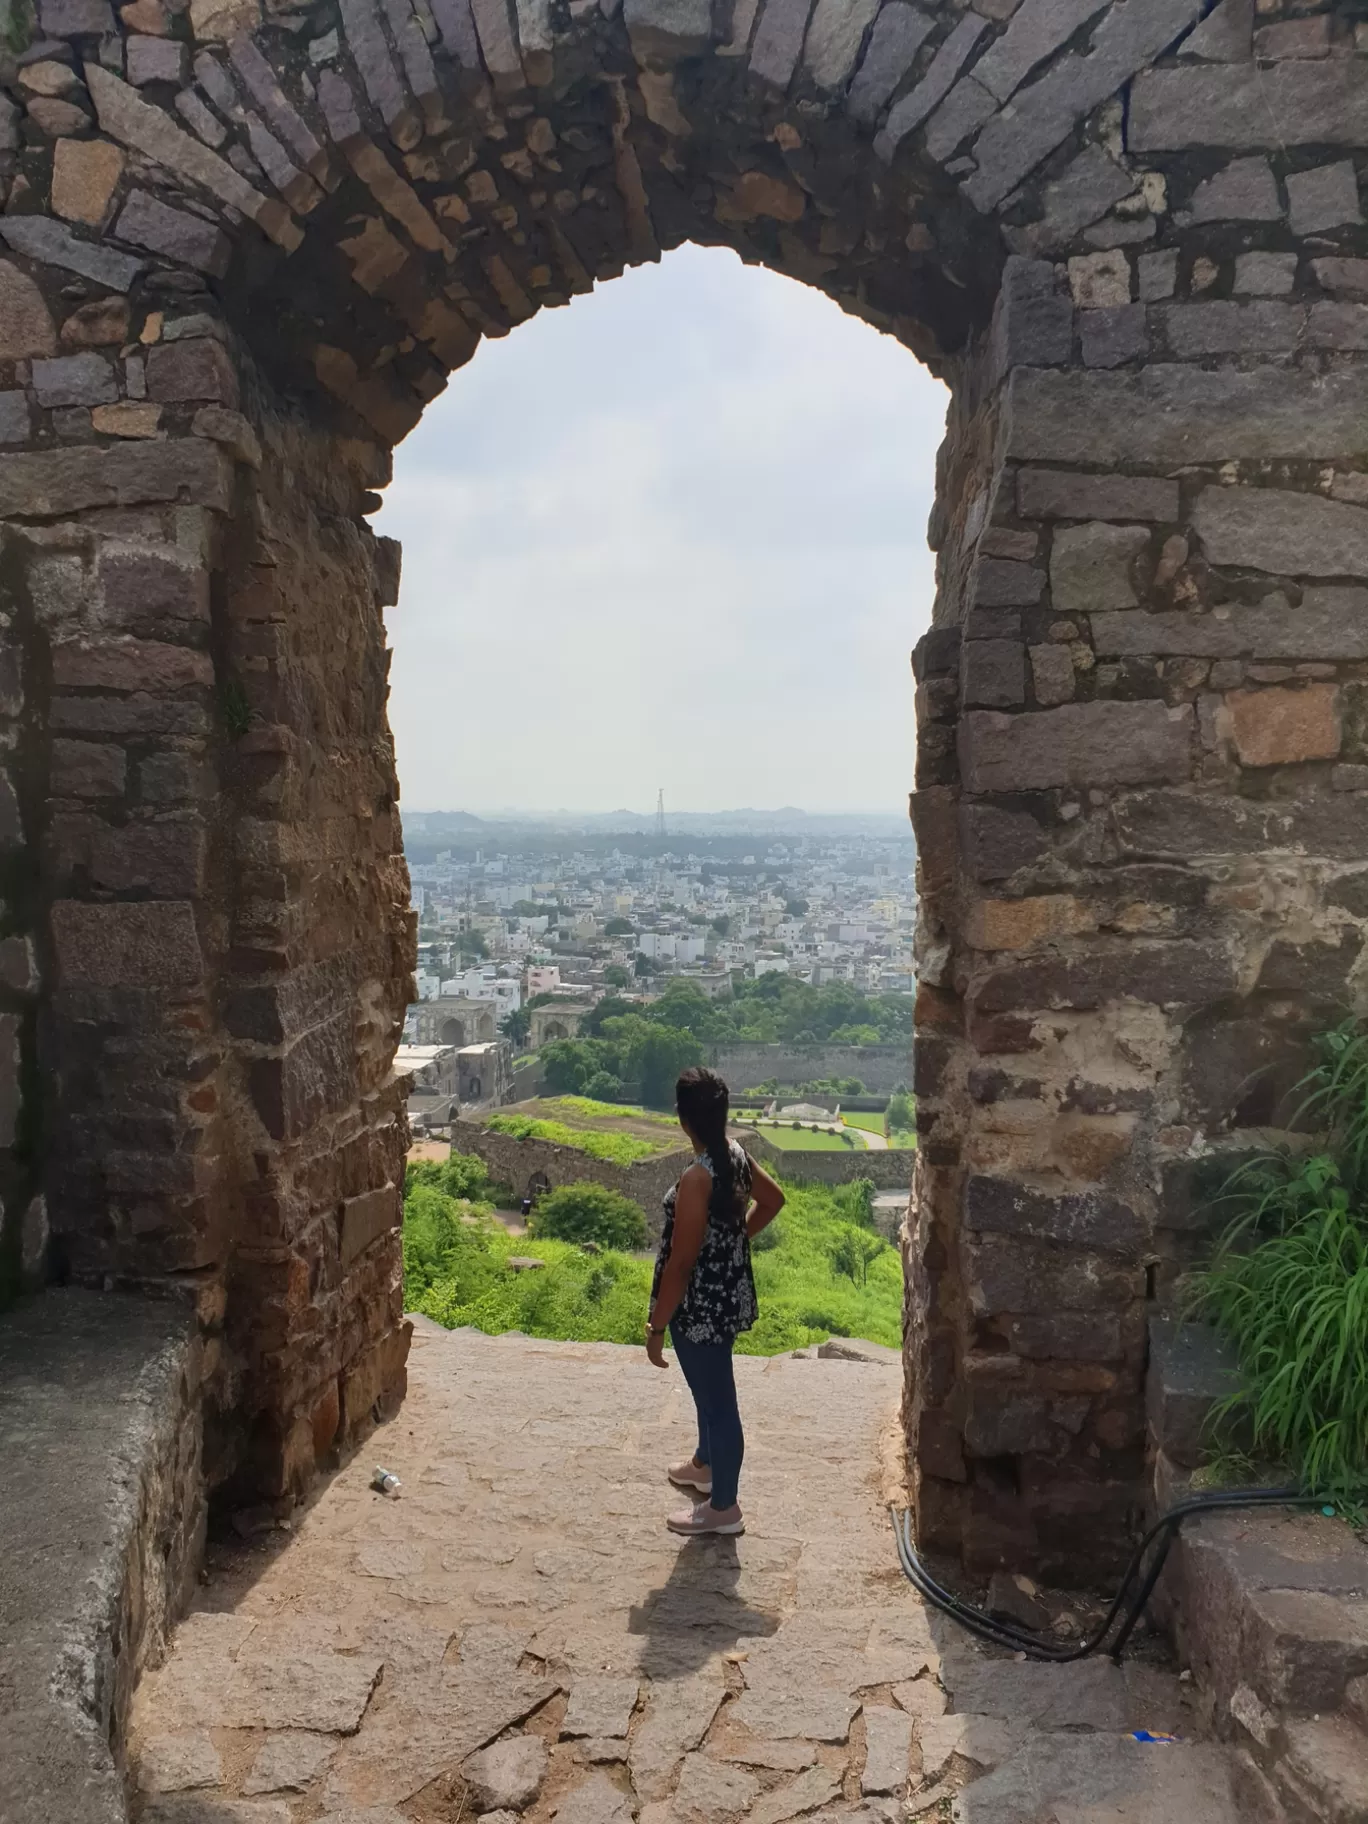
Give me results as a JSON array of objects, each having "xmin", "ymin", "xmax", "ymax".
[{"xmin": 676, "ymin": 1066, "xmax": 737, "ymax": 1222}]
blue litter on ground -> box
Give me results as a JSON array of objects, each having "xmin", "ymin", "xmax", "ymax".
[{"xmin": 1131, "ymin": 1731, "xmax": 1180, "ymax": 1745}]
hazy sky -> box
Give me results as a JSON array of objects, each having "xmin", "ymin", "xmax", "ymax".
[{"xmin": 376, "ymin": 243, "xmax": 948, "ymax": 816}]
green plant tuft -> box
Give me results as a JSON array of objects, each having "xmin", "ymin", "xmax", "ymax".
[
  {"xmin": 528, "ymin": 1182, "xmax": 648, "ymax": 1251},
  {"xmin": 1192, "ymin": 1020, "xmax": 1368, "ymax": 1507}
]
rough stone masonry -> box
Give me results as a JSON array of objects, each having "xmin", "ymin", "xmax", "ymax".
[{"xmin": 2, "ymin": 0, "xmax": 1368, "ymax": 1575}]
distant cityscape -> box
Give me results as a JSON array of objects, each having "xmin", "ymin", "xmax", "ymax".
[{"xmin": 402, "ymin": 810, "xmax": 918, "ymax": 1051}]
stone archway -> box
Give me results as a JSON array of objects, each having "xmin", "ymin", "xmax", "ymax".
[
  {"xmin": 439, "ymin": 1017, "xmax": 466, "ymax": 1045},
  {"xmin": 3, "ymin": 0, "xmax": 1368, "ymax": 1570}
]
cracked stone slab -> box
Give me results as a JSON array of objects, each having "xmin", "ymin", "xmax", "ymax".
[
  {"xmin": 629, "ymin": 1673, "xmax": 727, "ymax": 1799},
  {"xmin": 730, "ymin": 1679, "xmax": 860, "ymax": 1742},
  {"xmin": 553, "ymin": 1769, "xmax": 637, "ymax": 1823},
  {"xmin": 562, "ymin": 1676, "xmax": 641, "ymax": 1738},
  {"xmin": 748, "ymin": 1762, "xmax": 844, "ymax": 1824},
  {"xmin": 242, "ymin": 1731, "xmax": 338, "ymax": 1794},
  {"xmin": 137, "ymin": 1732, "xmax": 223, "ymax": 1793},
  {"xmin": 950, "ymin": 1733, "xmax": 1239, "ymax": 1822},
  {"xmin": 220, "ymin": 1651, "xmax": 384, "ymax": 1732},
  {"xmin": 666, "ymin": 1752, "xmax": 761, "ymax": 1823}
]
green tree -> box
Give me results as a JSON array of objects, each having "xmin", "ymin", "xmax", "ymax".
[
  {"xmin": 886, "ymin": 1088, "xmax": 915, "ymax": 1137},
  {"xmin": 602, "ymin": 964, "xmax": 632, "ymax": 989},
  {"xmin": 712, "ymin": 915, "xmax": 731, "ymax": 936},
  {"xmin": 605, "ymin": 916, "xmax": 635, "ymax": 935},
  {"xmin": 634, "ymin": 952, "xmax": 658, "ymax": 977},
  {"xmin": 458, "ymin": 928, "xmax": 489, "ymax": 961},
  {"xmin": 540, "ymin": 1038, "xmax": 599, "ymax": 1094},
  {"xmin": 828, "ymin": 1225, "xmax": 886, "ymax": 1286},
  {"xmin": 500, "ymin": 1005, "xmax": 532, "ymax": 1046},
  {"xmin": 529, "ymin": 1183, "xmax": 648, "ymax": 1250}
]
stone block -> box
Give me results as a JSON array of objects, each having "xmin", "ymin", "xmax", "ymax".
[
  {"xmin": 1160, "ymin": 301, "xmax": 1301, "ymax": 359},
  {"xmin": 1194, "ymin": 484, "xmax": 1368, "ymax": 580},
  {"xmin": 0, "ymin": 393, "xmax": 31, "ymax": 446},
  {"xmin": 992, "ymin": 257, "xmax": 1074, "ymax": 371},
  {"xmin": 462, "ymin": 1735, "xmax": 549, "ymax": 1813},
  {"xmin": 1050, "ymin": 521, "xmax": 1146, "ymax": 615},
  {"xmin": 964, "ymin": 0, "xmax": 1206, "ymax": 211},
  {"xmin": 860, "ymin": 1704, "xmax": 912, "ymax": 1795},
  {"xmin": 1146, "ymin": 1319, "xmax": 1239, "ymax": 1468},
  {"xmin": 960, "ymin": 701, "xmax": 1193, "ymax": 794},
  {"xmin": 1234, "ymin": 252, "xmax": 1297, "ymax": 298},
  {"xmin": 1006, "ymin": 365, "xmax": 1368, "ymax": 466},
  {"xmin": 0, "ymin": 263, "xmax": 57, "ymax": 363},
  {"xmin": 966, "ymin": 1232, "xmax": 1144, "ymax": 1316},
  {"xmin": 623, "ymin": 0, "xmax": 712, "ymax": 60},
  {"xmin": 0, "ymin": 442, "xmax": 231, "ymax": 518},
  {"xmin": 51, "ymin": 138, "xmax": 125, "ymax": 227},
  {"xmin": 1114, "ymin": 788, "xmax": 1368, "ymax": 862},
  {"xmin": 965, "ymin": 893, "xmax": 1090, "ymax": 951},
  {"xmin": 1243, "ymin": 1590, "xmax": 1368, "ymax": 1714},
  {"xmin": 339, "ymin": 1319, "xmax": 410, "ymax": 1438},
  {"xmin": 1080, "ymin": 304, "xmax": 1145, "ymax": 368},
  {"xmin": 1003, "ymin": 1311, "xmax": 1126, "ymax": 1362},
  {"xmin": 127, "ymin": 32, "xmax": 187, "ymax": 83},
  {"xmin": 965, "ymin": 1174, "xmax": 1145, "ymax": 1257},
  {"xmin": 962, "ymin": 640, "xmax": 1025, "ymax": 709},
  {"xmin": 1067, "ymin": 249, "xmax": 1130, "ymax": 308},
  {"xmin": 1254, "ymin": 14, "xmax": 1328, "ymax": 60},
  {"xmin": 114, "ymin": 191, "xmax": 231, "ymax": 277},
  {"xmin": 845, "ymin": 2, "xmax": 934, "ymax": 123},
  {"xmin": 52, "ymin": 640, "xmax": 212, "ymax": 693},
  {"xmin": 876, "ymin": 13, "xmax": 989, "ymax": 159},
  {"xmin": 974, "ymin": 557, "xmax": 1044, "ymax": 607},
  {"xmin": 1257, "ymin": 933, "xmax": 1362, "ymax": 1002},
  {"xmin": 31, "ymin": 353, "xmax": 118, "ymax": 410},
  {"xmin": 0, "ymin": 215, "xmax": 144, "ymax": 293},
  {"xmin": 1017, "ymin": 143, "xmax": 1136, "ymax": 255},
  {"xmin": 1094, "ymin": 589, "xmax": 1368, "ymax": 663},
  {"xmin": 1314, "ymin": 258, "xmax": 1368, "ymax": 299},
  {"xmin": 51, "ymin": 898, "xmax": 204, "ymax": 988},
  {"xmin": 1184, "ymin": 155, "xmax": 1280, "ymax": 223},
  {"xmin": 1018, "ymin": 469, "xmax": 1178, "ymax": 523},
  {"xmin": 959, "ymin": 803, "xmax": 1049, "ymax": 881},
  {"xmin": 1286, "ymin": 160, "xmax": 1361, "ymax": 237},
  {"xmin": 973, "ymin": 0, "xmax": 1109, "ymax": 104},
  {"xmin": 250, "ymin": 1012, "xmax": 357, "ymax": 1141},
  {"xmin": 340, "ymin": 1183, "xmax": 399, "ymax": 1265},
  {"xmin": 1130, "ymin": 62, "xmax": 1368, "ymax": 152},
  {"xmin": 750, "ymin": 0, "xmax": 819, "ymax": 89},
  {"xmin": 146, "ymin": 339, "xmax": 239, "ymax": 407},
  {"xmin": 1137, "ymin": 250, "xmax": 1179, "ymax": 302},
  {"xmin": 50, "ymin": 739, "xmax": 127, "ymax": 799},
  {"xmin": 100, "ymin": 548, "xmax": 210, "ymax": 631},
  {"xmin": 1178, "ymin": 0, "xmax": 1250, "ymax": 61},
  {"xmin": 1228, "ymin": 685, "xmax": 1340, "ymax": 768},
  {"xmin": 972, "ymin": 939, "xmax": 1235, "ymax": 1015},
  {"xmin": 1029, "ymin": 643, "xmax": 1075, "ymax": 705}
]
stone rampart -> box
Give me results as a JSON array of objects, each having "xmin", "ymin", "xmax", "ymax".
[
  {"xmin": 708, "ymin": 1044, "xmax": 911, "ymax": 1094},
  {"xmin": 450, "ymin": 1118, "xmax": 685, "ymax": 1237},
  {"xmin": 741, "ymin": 1130, "xmax": 917, "ymax": 1190}
]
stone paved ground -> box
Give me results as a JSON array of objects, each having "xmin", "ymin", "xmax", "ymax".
[{"xmin": 127, "ymin": 1324, "xmax": 1243, "ymax": 1824}]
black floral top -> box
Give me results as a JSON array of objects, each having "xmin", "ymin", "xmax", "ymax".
[{"xmin": 652, "ymin": 1141, "xmax": 758, "ymax": 1344}]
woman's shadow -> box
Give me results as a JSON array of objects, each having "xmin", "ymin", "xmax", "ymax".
[{"xmin": 626, "ymin": 1536, "xmax": 782, "ymax": 1680}]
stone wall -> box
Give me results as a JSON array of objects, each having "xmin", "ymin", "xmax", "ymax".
[
  {"xmin": 707, "ymin": 1043, "xmax": 911, "ymax": 1094},
  {"xmin": 742, "ymin": 1128, "xmax": 917, "ymax": 1189},
  {"xmin": 2, "ymin": 0, "xmax": 1368, "ymax": 1572},
  {"xmin": 450, "ymin": 1116, "xmax": 686, "ymax": 1235}
]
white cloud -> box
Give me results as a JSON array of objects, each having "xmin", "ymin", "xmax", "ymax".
[{"xmin": 376, "ymin": 242, "xmax": 948, "ymax": 815}]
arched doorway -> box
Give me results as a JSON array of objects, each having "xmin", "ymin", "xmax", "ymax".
[
  {"xmin": 439, "ymin": 1018, "xmax": 466, "ymax": 1046},
  {"xmin": 4, "ymin": 0, "xmax": 1362, "ymax": 1570}
]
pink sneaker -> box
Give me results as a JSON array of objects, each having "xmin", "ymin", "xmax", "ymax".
[
  {"xmin": 668, "ymin": 1458, "xmax": 712, "ymax": 1495},
  {"xmin": 667, "ymin": 1500, "xmax": 745, "ymax": 1537}
]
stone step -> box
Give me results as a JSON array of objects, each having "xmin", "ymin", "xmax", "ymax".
[
  {"xmin": 1276, "ymin": 1715, "xmax": 1368, "ymax": 1824},
  {"xmin": 952, "ymin": 1730, "xmax": 1240, "ymax": 1823}
]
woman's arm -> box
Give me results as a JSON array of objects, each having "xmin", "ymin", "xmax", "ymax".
[
  {"xmin": 744, "ymin": 1158, "xmax": 785, "ymax": 1239},
  {"xmin": 646, "ymin": 1165, "xmax": 710, "ymax": 1355}
]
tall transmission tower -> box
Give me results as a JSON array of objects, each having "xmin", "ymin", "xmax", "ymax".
[{"xmin": 656, "ymin": 789, "xmax": 666, "ymax": 840}]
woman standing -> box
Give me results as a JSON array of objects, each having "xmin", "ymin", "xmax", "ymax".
[{"xmin": 645, "ymin": 1066, "xmax": 785, "ymax": 1536}]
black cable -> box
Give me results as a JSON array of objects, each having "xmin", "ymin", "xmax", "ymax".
[{"xmin": 890, "ymin": 1487, "xmax": 1328, "ymax": 1665}]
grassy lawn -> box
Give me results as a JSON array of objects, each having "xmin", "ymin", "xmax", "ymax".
[
  {"xmin": 544, "ymin": 1095, "xmax": 679, "ymax": 1128},
  {"xmin": 888, "ymin": 1131, "xmax": 917, "ymax": 1150},
  {"xmin": 752, "ymin": 1125, "xmax": 865, "ymax": 1152},
  {"xmin": 841, "ymin": 1111, "xmax": 887, "ymax": 1137},
  {"xmin": 404, "ymin": 1157, "xmax": 901, "ymax": 1354},
  {"xmin": 484, "ymin": 1112, "xmax": 661, "ymax": 1166}
]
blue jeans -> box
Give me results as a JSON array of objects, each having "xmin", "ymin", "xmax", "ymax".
[{"xmin": 671, "ymin": 1330, "xmax": 744, "ymax": 1509}]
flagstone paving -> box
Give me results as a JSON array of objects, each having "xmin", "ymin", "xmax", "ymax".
[{"xmin": 127, "ymin": 1322, "xmax": 1242, "ymax": 1823}]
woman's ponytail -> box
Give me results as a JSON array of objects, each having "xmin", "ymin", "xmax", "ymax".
[{"xmin": 675, "ymin": 1065, "xmax": 736, "ymax": 1222}]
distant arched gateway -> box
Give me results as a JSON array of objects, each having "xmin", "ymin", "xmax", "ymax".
[{"xmin": 5, "ymin": 0, "xmax": 1368, "ymax": 1572}]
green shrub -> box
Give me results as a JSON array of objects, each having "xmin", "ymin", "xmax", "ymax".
[
  {"xmin": 406, "ymin": 1149, "xmax": 493, "ymax": 1203},
  {"xmin": 529, "ymin": 1182, "xmax": 648, "ymax": 1250},
  {"xmin": 1193, "ymin": 1020, "xmax": 1368, "ymax": 1504}
]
